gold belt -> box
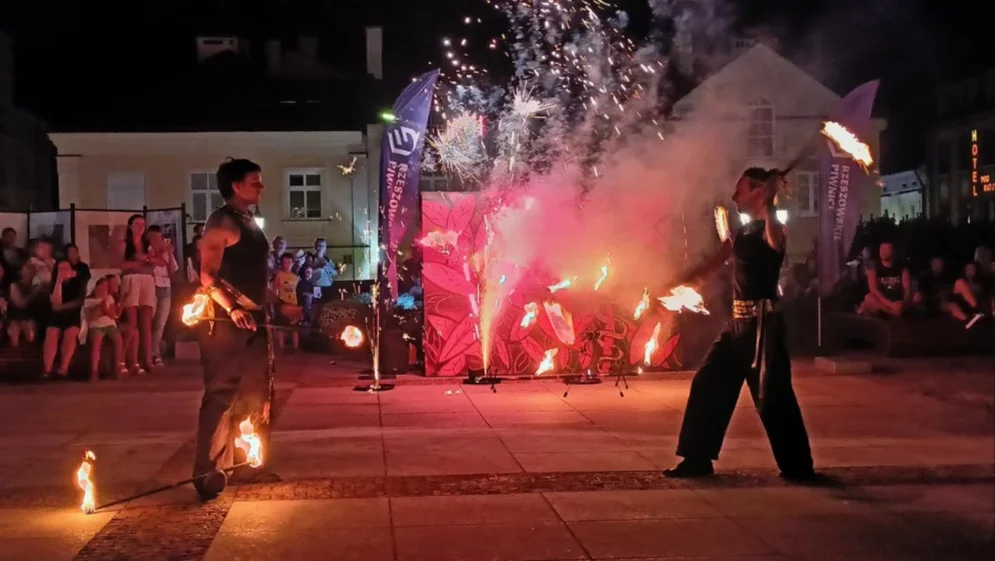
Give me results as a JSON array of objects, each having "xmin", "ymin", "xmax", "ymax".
[{"xmin": 732, "ymin": 299, "xmax": 774, "ymax": 320}]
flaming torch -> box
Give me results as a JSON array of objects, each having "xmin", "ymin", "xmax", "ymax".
[
  {"xmin": 659, "ymin": 286, "xmax": 710, "ymax": 315},
  {"xmin": 535, "ymin": 348, "xmax": 559, "ymax": 376},
  {"xmin": 821, "ymin": 121, "xmax": 874, "ymax": 170},
  {"xmin": 181, "ymin": 294, "xmax": 211, "ymax": 326},
  {"xmin": 340, "ymin": 325, "xmax": 364, "ymax": 348},
  {"xmin": 644, "ymin": 322, "xmax": 662, "ymax": 366},
  {"xmin": 548, "ymin": 276, "xmax": 577, "ymax": 293},
  {"xmin": 633, "ymin": 288, "xmax": 650, "ymax": 320},
  {"xmin": 714, "ymin": 206, "xmax": 732, "ymax": 243},
  {"xmin": 76, "ymin": 451, "xmax": 97, "ymax": 514},
  {"xmin": 520, "ymin": 302, "xmax": 539, "ymax": 328},
  {"xmin": 234, "ymin": 418, "xmax": 263, "ymax": 468},
  {"xmin": 592, "ymin": 254, "xmax": 611, "ymax": 291}
]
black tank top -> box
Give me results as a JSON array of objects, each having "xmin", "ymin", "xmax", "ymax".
[
  {"xmin": 215, "ymin": 205, "xmax": 270, "ymax": 311},
  {"xmin": 874, "ymin": 263, "xmax": 904, "ymax": 301},
  {"xmin": 732, "ymin": 220, "xmax": 785, "ymax": 301}
]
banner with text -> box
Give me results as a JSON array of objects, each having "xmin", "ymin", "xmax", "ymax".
[
  {"xmin": 818, "ymin": 80, "xmax": 879, "ymax": 295},
  {"xmin": 380, "ymin": 69, "xmax": 440, "ymax": 300}
]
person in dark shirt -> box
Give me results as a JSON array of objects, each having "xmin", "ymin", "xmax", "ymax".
[
  {"xmin": 0, "ymin": 227, "xmax": 27, "ymax": 290},
  {"xmin": 913, "ymin": 256, "xmax": 952, "ymax": 317},
  {"xmin": 857, "ymin": 242, "xmax": 911, "ymax": 317}
]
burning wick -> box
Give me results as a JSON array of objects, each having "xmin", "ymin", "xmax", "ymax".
[
  {"xmin": 535, "ymin": 348, "xmax": 559, "ymax": 376},
  {"xmin": 659, "ymin": 286, "xmax": 710, "ymax": 315},
  {"xmin": 592, "ymin": 254, "xmax": 611, "ymax": 291},
  {"xmin": 821, "ymin": 121, "xmax": 874, "ymax": 169},
  {"xmin": 644, "ymin": 322, "xmax": 662, "ymax": 366},
  {"xmin": 234, "ymin": 418, "xmax": 263, "ymax": 468},
  {"xmin": 181, "ymin": 294, "xmax": 210, "ymax": 326},
  {"xmin": 633, "ymin": 288, "xmax": 650, "ymax": 319},
  {"xmin": 520, "ymin": 302, "xmax": 539, "ymax": 328},
  {"xmin": 76, "ymin": 450, "xmax": 97, "ymax": 514},
  {"xmin": 340, "ymin": 325, "xmax": 364, "ymax": 348},
  {"xmin": 548, "ymin": 277, "xmax": 577, "ymax": 293}
]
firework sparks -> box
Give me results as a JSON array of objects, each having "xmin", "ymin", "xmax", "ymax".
[
  {"xmin": 593, "ymin": 254, "xmax": 611, "ymax": 291},
  {"xmin": 821, "ymin": 121, "xmax": 873, "ymax": 169},
  {"xmin": 520, "ymin": 302, "xmax": 539, "ymax": 328},
  {"xmin": 633, "ymin": 287, "xmax": 650, "ymax": 319},
  {"xmin": 430, "ymin": 112, "xmax": 488, "ymax": 179},
  {"xmin": 337, "ymin": 156, "xmax": 358, "ymax": 176},
  {"xmin": 510, "ymin": 86, "xmax": 555, "ymax": 124},
  {"xmin": 535, "ymin": 348, "xmax": 559, "ymax": 376}
]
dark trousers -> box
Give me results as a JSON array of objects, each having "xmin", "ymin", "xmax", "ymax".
[
  {"xmin": 193, "ymin": 319, "xmax": 272, "ymax": 479},
  {"xmin": 676, "ymin": 314, "xmax": 813, "ymax": 473}
]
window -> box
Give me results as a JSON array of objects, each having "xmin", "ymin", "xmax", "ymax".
[
  {"xmin": 746, "ymin": 101, "xmax": 774, "ymax": 159},
  {"xmin": 286, "ymin": 168, "xmax": 323, "ymax": 219},
  {"xmin": 795, "ymin": 170, "xmax": 819, "ymax": 217},
  {"xmin": 106, "ymin": 172, "xmax": 146, "ymax": 210},
  {"xmin": 190, "ymin": 172, "xmax": 224, "ymax": 223}
]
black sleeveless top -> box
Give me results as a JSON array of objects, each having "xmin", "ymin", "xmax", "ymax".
[
  {"xmin": 213, "ymin": 205, "xmax": 270, "ymax": 312},
  {"xmin": 732, "ymin": 220, "xmax": 785, "ymax": 301},
  {"xmin": 874, "ymin": 263, "xmax": 904, "ymax": 302}
]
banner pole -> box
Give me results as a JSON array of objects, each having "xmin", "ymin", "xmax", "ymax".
[{"xmin": 817, "ymin": 296, "xmax": 823, "ymax": 352}]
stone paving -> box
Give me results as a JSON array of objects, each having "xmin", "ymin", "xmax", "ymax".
[{"xmin": 0, "ymin": 354, "xmax": 992, "ymax": 560}]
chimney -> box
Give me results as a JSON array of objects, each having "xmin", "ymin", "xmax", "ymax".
[
  {"xmin": 265, "ymin": 39, "xmax": 281, "ymax": 75},
  {"xmin": 366, "ymin": 26, "xmax": 383, "ymax": 80},
  {"xmin": 299, "ymin": 36, "xmax": 318, "ymax": 59}
]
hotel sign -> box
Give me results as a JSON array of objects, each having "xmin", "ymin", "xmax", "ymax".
[{"xmin": 971, "ymin": 129, "xmax": 994, "ymax": 196}]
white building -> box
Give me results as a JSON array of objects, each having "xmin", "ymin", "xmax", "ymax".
[{"xmin": 880, "ymin": 169, "xmax": 926, "ymax": 221}]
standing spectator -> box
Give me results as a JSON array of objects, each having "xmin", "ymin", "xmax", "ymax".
[
  {"xmin": 83, "ymin": 277, "xmax": 126, "ymax": 380},
  {"xmin": 43, "ymin": 260, "xmax": 85, "ymax": 379},
  {"xmin": 296, "ymin": 264, "xmax": 317, "ymax": 326},
  {"xmin": 272, "ymin": 253, "xmax": 302, "ymax": 351},
  {"xmin": 1, "ymin": 227, "xmax": 27, "ymax": 290},
  {"xmin": 65, "ymin": 244, "xmax": 91, "ymax": 290},
  {"xmin": 186, "ymin": 235, "xmax": 203, "ymax": 285},
  {"xmin": 268, "ymin": 236, "xmax": 288, "ymax": 280},
  {"xmin": 120, "ymin": 214, "xmax": 157, "ymax": 374},
  {"xmin": 185, "ymin": 224, "xmax": 205, "ymax": 269},
  {"xmin": 857, "ymin": 242, "xmax": 912, "ymax": 317},
  {"xmin": 147, "ymin": 225, "xmax": 179, "ymax": 368},
  {"xmin": 309, "ymin": 238, "xmax": 338, "ymax": 295},
  {"xmin": 6, "ymin": 263, "xmax": 39, "ymax": 346}
]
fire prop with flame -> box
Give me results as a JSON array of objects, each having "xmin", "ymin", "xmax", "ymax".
[
  {"xmin": 535, "ymin": 348, "xmax": 558, "ymax": 376},
  {"xmin": 181, "ymin": 294, "xmax": 211, "ymax": 326},
  {"xmin": 340, "ymin": 325, "xmax": 364, "ymax": 348},
  {"xmin": 592, "ymin": 254, "xmax": 611, "ymax": 291},
  {"xmin": 821, "ymin": 121, "xmax": 874, "ymax": 170},
  {"xmin": 644, "ymin": 322, "xmax": 662, "ymax": 366},
  {"xmin": 235, "ymin": 418, "xmax": 263, "ymax": 468},
  {"xmin": 76, "ymin": 451, "xmax": 97, "ymax": 514},
  {"xmin": 659, "ymin": 286, "xmax": 710, "ymax": 315}
]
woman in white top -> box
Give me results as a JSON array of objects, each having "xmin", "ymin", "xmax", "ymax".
[
  {"xmin": 119, "ymin": 214, "xmax": 157, "ymax": 374},
  {"xmin": 83, "ymin": 276, "xmax": 126, "ymax": 380}
]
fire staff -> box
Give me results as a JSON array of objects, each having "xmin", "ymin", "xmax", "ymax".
[
  {"xmin": 192, "ymin": 158, "xmax": 273, "ymax": 500},
  {"xmin": 662, "ymin": 168, "xmax": 814, "ymax": 480}
]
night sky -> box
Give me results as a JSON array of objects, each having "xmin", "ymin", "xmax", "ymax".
[{"xmin": 2, "ymin": 0, "xmax": 992, "ymax": 170}]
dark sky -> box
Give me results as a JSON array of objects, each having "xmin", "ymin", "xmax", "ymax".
[{"xmin": 2, "ymin": 0, "xmax": 991, "ymax": 168}]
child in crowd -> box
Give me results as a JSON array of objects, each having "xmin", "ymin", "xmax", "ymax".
[
  {"xmin": 29, "ymin": 239, "xmax": 55, "ymax": 290},
  {"xmin": 83, "ymin": 276, "xmax": 126, "ymax": 380},
  {"xmin": 297, "ymin": 263, "xmax": 318, "ymax": 326},
  {"xmin": 272, "ymin": 253, "xmax": 302, "ymax": 351},
  {"xmin": 7, "ymin": 262, "xmax": 40, "ymax": 347}
]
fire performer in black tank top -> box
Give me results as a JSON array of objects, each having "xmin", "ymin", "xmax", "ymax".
[
  {"xmin": 193, "ymin": 158, "xmax": 274, "ymax": 500},
  {"xmin": 662, "ymin": 168, "xmax": 814, "ymax": 480}
]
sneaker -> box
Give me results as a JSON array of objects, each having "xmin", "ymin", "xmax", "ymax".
[
  {"xmin": 131, "ymin": 364, "xmax": 147, "ymax": 376},
  {"xmin": 151, "ymin": 357, "xmax": 166, "ymax": 368},
  {"xmin": 965, "ymin": 313, "xmax": 984, "ymax": 330},
  {"xmin": 663, "ymin": 458, "xmax": 715, "ymax": 478}
]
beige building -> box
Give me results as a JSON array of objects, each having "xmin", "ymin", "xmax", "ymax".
[
  {"xmin": 51, "ymin": 127, "xmax": 384, "ymax": 281},
  {"xmin": 672, "ymin": 43, "xmax": 887, "ymax": 263}
]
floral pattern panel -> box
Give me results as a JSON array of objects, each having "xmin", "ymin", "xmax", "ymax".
[{"xmin": 421, "ymin": 192, "xmax": 683, "ymax": 377}]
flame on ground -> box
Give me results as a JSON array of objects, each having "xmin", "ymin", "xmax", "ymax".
[
  {"xmin": 644, "ymin": 322, "xmax": 662, "ymax": 366},
  {"xmin": 659, "ymin": 286, "xmax": 710, "ymax": 315},
  {"xmin": 181, "ymin": 294, "xmax": 210, "ymax": 326},
  {"xmin": 235, "ymin": 418, "xmax": 263, "ymax": 468},
  {"xmin": 535, "ymin": 348, "xmax": 559, "ymax": 376},
  {"xmin": 821, "ymin": 121, "xmax": 874, "ymax": 169},
  {"xmin": 340, "ymin": 325, "xmax": 364, "ymax": 348},
  {"xmin": 76, "ymin": 450, "xmax": 97, "ymax": 514},
  {"xmin": 592, "ymin": 254, "xmax": 611, "ymax": 291},
  {"xmin": 633, "ymin": 288, "xmax": 650, "ymax": 319},
  {"xmin": 520, "ymin": 302, "xmax": 539, "ymax": 328},
  {"xmin": 548, "ymin": 277, "xmax": 577, "ymax": 293}
]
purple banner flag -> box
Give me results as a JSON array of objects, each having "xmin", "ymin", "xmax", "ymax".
[
  {"xmin": 818, "ymin": 80, "xmax": 879, "ymax": 296},
  {"xmin": 380, "ymin": 70, "xmax": 440, "ymax": 300}
]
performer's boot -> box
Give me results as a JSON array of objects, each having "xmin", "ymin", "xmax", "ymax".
[
  {"xmin": 779, "ymin": 466, "xmax": 817, "ymax": 481},
  {"xmin": 663, "ymin": 457, "xmax": 714, "ymax": 478}
]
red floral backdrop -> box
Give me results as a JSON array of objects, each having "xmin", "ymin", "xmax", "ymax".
[{"xmin": 421, "ymin": 192, "xmax": 682, "ymax": 377}]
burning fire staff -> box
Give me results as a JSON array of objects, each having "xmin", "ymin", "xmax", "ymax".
[
  {"xmin": 192, "ymin": 158, "xmax": 273, "ymax": 500},
  {"xmin": 663, "ymin": 168, "xmax": 814, "ymax": 480}
]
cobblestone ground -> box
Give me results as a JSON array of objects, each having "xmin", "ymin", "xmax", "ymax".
[{"xmin": 0, "ymin": 355, "xmax": 991, "ymax": 561}]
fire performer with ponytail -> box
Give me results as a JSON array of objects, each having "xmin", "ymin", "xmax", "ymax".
[
  {"xmin": 663, "ymin": 168, "xmax": 814, "ymax": 480},
  {"xmin": 192, "ymin": 158, "xmax": 273, "ymax": 500}
]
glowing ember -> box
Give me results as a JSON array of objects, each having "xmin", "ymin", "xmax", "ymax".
[
  {"xmin": 76, "ymin": 450, "xmax": 97, "ymax": 514},
  {"xmin": 520, "ymin": 302, "xmax": 539, "ymax": 328},
  {"xmin": 181, "ymin": 294, "xmax": 210, "ymax": 326},
  {"xmin": 548, "ymin": 277, "xmax": 577, "ymax": 293},
  {"xmin": 592, "ymin": 254, "xmax": 611, "ymax": 291},
  {"xmin": 821, "ymin": 121, "xmax": 874, "ymax": 169},
  {"xmin": 337, "ymin": 156, "xmax": 358, "ymax": 176},
  {"xmin": 633, "ymin": 288, "xmax": 651, "ymax": 320},
  {"xmin": 418, "ymin": 230, "xmax": 460, "ymax": 251},
  {"xmin": 714, "ymin": 206, "xmax": 731, "ymax": 242},
  {"xmin": 644, "ymin": 322, "xmax": 662, "ymax": 366},
  {"xmin": 340, "ymin": 326, "xmax": 364, "ymax": 348},
  {"xmin": 535, "ymin": 348, "xmax": 559, "ymax": 376},
  {"xmin": 234, "ymin": 418, "xmax": 263, "ymax": 468},
  {"xmin": 659, "ymin": 286, "xmax": 710, "ymax": 315}
]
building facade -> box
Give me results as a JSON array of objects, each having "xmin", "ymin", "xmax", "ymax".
[
  {"xmin": 672, "ymin": 44, "xmax": 887, "ymax": 263},
  {"xmin": 51, "ymin": 127, "xmax": 383, "ymax": 280},
  {"xmin": 880, "ymin": 169, "xmax": 926, "ymax": 221}
]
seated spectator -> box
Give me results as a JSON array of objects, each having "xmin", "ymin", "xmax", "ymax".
[
  {"xmin": 66, "ymin": 243, "xmax": 91, "ymax": 289},
  {"xmin": 43, "ymin": 259, "xmax": 86, "ymax": 379},
  {"xmin": 857, "ymin": 242, "xmax": 911, "ymax": 317},
  {"xmin": 272, "ymin": 253, "xmax": 303, "ymax": 351},
  {"xmin": 29, "ymin": 238, "xmax": 55, "ymax": 291},
  {"xmin": 1, "ymin": 227, "xmax": 27, "ymax": 290},
  {"xmin": 7, "ymin": 263, "xmax": 40, "ymax": 347},
  {"xmin": 83, "ymin": 277, "xmax": 126, "ymax": 380},
  {"xmin": 912, "ymin": 256, "xmax": 953, "ymax": 317},
  {"xmin": 953, "ymin": 262, "xmax": 992, "ymax": 329}
]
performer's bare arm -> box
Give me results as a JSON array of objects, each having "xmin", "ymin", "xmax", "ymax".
[
  {"xmin": 672, "ymin": 240, "xmax": 733, "ymax": 288},
  {"xmin": 763, "ymin": 175, "xmax": 787, "ymax": 251},
  {"xmin": 200, "ymin": 212, "xmax": 257, "ymax": 331}
]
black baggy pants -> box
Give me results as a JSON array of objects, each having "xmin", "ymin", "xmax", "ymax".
[
  {"xmin": 193, "ymin": 318, "xmax": 272, "ymax": 480},
  {"xmin": 675, "ymin": 313, "xmax": 813, "ymax": 473}
]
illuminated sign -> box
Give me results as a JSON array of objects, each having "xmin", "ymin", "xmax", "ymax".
[{"xmin": 970, "ymin": 130, "xmax": 994, "ymax": 196}]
